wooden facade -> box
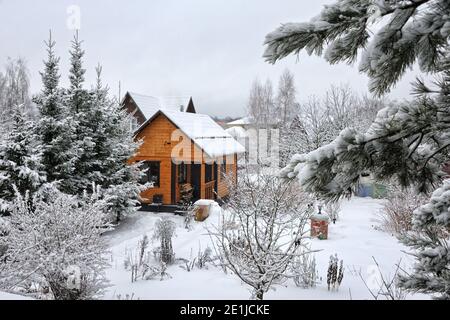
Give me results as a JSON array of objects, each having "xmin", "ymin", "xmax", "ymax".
[{"xmin": 130, "ymin": 112, "xmax": 239, "ymax": 206}]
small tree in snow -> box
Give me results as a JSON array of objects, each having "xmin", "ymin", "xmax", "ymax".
[
  {"xmin": 212, "ymin": 170, "xmax": 313, "ymax": 300},
  {"xmin": 0, "ymin": 184, "xmax": 110, "ymax": 300},
  {"xmin": 153, "ymin": 218, "xmax": 176, "ymax": 265}
]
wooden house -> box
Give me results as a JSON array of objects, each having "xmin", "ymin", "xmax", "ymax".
[{"xmin": 122, "ymin": 92, "xmax": 245, "ymax": 209}]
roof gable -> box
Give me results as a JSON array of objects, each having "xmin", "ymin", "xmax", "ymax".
[{"xmin": 125, "ymin": 92, "xmax": 195, "ymax": 120}]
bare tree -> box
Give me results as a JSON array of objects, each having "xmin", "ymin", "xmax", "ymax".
[
  {"xmin": 247, "ymin": 78, "xmax": 276, "ymax": 129},
  {"xmin": 290, "ymin": 85, "xmax": 385, "ymax": 155},
  {"xmin": 276, "ymin": 69, "xmax": 299, "ymax": 125},
  {"xmin": 0, "ymin": 58, "xmax": 32, "ymax": 132},
  {"xmin": 211, "ymin": 169, "xmax": 313, "ymax": 300}
]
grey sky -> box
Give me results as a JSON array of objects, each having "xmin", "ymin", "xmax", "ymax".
[{"xmin": 0, "ymin": 0, "xmax": 418, "ymax": 118}]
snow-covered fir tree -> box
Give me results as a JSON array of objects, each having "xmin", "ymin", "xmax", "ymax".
[
  {"xmin": 33, "ymin": 33, "xmax": 76, "ymax": 194},
  {"xmin": 90, "ymin": 66, "xmax": 147, "ymax": 223},
  {"xmin": 31, "ymin": 33, "xmax": 145, "ymax": 223},
  {"xmin": 398, "ymin": 179, "xmax": 450, "ymax": 298},
  {"xmin": 265, "ymin": 0, "xmax": 450, "ymax": 298},
  {"xmin": 65, "ymin": 32, "xmax": 95, "ymax": 193},
  {"xmin": 0, "ymin": 108, "xmax": 46, "ymax": 215}
]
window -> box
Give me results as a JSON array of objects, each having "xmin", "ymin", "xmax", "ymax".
[
  {"xmin": 129, "ymin": 116, "xmax": 139, "ymax": 131},
  {"xmin": 205, "ymin": 164, "xmax": 213, "ymax": 183},
  {"xmin": 178, "ymin": 163, "xmax": 188, "ymax": 184},
  {"xmin": 142, "ymin": 161, "xmax": 160, "ymax": 187}
]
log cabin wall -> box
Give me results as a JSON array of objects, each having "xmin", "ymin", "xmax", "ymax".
[
  {"xmin": 132, "ymin": 113, "xmax": 182, "ymax": 205},
  {"xmin": 216, "ymin": 154, "xmax": 238, "ymax": 199},
  {"xmin": 131, "ymin": 112, "xmax": 239, "ymax": 205}
]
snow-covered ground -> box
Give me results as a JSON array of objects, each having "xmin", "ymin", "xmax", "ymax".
[
  {"xmin": 103, "ymin": 197, "xmax": 429, "ymax": 300},
  {"xmin": 0, "ymin": 291, "xmax": 33, "ymax": 300}
]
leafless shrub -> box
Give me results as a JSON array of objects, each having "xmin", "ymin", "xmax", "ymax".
[
  {"xmin": 179, "ymin": 245, "xmax": 213, "ymax": 272},
  {"xmin": 379, "ymin": 186, "xmax": 428, "ymax": 235},
  {"xmin": 290, "ymin": 250, "xmax": 319, "ymax": 288},
  {"xmin": 153, "ymin": 218, "xmax": 176, "ymax": 264},
  {"xmin": 359, "ymin": 257, "xmax": 407, "ymax": 300},
  {"xmin": 325, "ymin": 201, "xmax": 341, "ymax": 224}
]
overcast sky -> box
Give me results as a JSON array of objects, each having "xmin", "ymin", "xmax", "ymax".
[{"xmin": 0, "ymin": 0, "xmax": 419, "ymax": 118}]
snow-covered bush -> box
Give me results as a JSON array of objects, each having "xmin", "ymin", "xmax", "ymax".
[
  {"xmin": 327, "ymin": 254, "xmax": 344, "ymax": 291},
  {"xmin": 290, "ymin": 250, "xmax": 319, "ymax": 289},
  {"xmin": 0, "ymin": 217, "xmax": 10, "ymax": 237},
  {"xmin": 153, "ymin": 218, "xmax": 176, "ymax": 265},
  {"xmin": 325, "ymin": 200, "xmax": 341, "ymax": 224},
  {"xmin": 0, "ymin": 185, "xmax": 110, "ymax": 300},
  {"xmin": 379, "ymin": 186, "xmax": 429, "ymax": 235},
  {"xmin": 212, "ymin": 169, "xmax": 313, "ymax": 300},
  {"xmin": 179, "ymin": 246, "xmax": 213, "ymax": 272}
]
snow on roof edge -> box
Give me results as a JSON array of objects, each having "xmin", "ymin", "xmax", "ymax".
[{"xmin": 135, "ymin": 109, "xmax": 245, "ymax": 158}]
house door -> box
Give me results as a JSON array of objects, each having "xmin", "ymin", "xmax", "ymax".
[{"xmin": 191, "ymin": 164, "xmax": 201, "ymax": 201}]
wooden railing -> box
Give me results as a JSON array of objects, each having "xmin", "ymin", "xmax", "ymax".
[{"xmin": 205, "ymin": 181, "xmax": 215, "ymax": 200}]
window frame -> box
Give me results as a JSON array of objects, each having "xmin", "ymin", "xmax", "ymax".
[
  {"xmin": 142, "ymin": 161, "xmax": 161, "ymax": 188},
  {"xmin": 205, "ymin": 163, "xmax": 214, "ymax": 183},
  {"xmin": 178, "ymin": 163, "xmax": 188, "ymax": 184},
  {"xmin": 220, "ymin": 156, "xmax": 227, "ymax": 177}
]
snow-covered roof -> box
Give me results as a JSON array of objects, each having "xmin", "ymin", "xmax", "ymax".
[
  {"xmin": 226, "ymin": 126, "xmax": 248, "ymax": 138},
  {"xmin": 227, "ymin": 116, "xmax": 254, "ymax": 126},
  {"xmin": 137, "ymin": 110, "xmax": 246, "ymax": 158},
  {"xmin": 127, "ymin": 92, "xmax": 192, "ymax": 119}
]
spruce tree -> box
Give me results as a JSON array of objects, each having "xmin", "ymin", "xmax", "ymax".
[
  {"xmin": 265, "ymin": 0, "xmax": 450, "ymax": 298},
  {"xmin": 33, "ymin": 32, "xmax": 76, "ymax": 194},
  {"xmin": 66, "ymin": 32, "xmax": 95, "ymax": 193},
  {"xmin": 0, "ymin": 107, "xmax": 46, "ymax": 215},
  {"xmin": 92, "ymin": 66, "xmax": 146, "ymax": 223}
]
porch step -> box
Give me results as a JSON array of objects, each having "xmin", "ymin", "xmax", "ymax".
[{"xmin": 139, "ymin": 204, "xmax": 182, "ymax": 213}]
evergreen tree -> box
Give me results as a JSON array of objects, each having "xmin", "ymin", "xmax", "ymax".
[
  {"xmin": 0, "ymin": 108, "xmax": 46, "ymax": 215},
  {"xmin": 90, "ymin": 66, "xmax": 146, "ymax": 223},
  {"xmin": 33, "ymin": 32, "xmax": 76, "ymax": 194},
  {"xmin": 265, "ymin": 0, "xmax": 450, "ymax": 298},
  {"xmin": 66, "ymin": 32, "xmax": 95, "ymax": 193}
]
